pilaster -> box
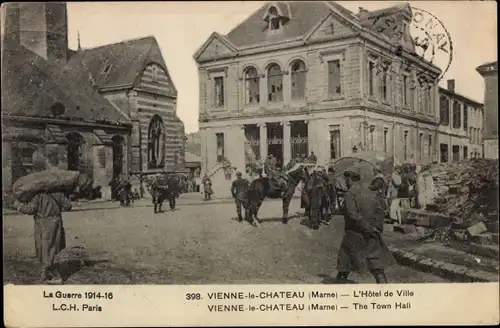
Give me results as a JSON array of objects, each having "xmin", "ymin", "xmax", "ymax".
[
  {"xmin": 283, "ymin": 121, "xmax": 291, "ymax": 165},
  {"xmin": 259, "ymin": 123, "xmax": 268, "ymax": 159}
]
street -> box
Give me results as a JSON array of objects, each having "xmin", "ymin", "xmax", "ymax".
[{"xmin": 3, "ymin": 195, "xmax": 448, "ymax": 285}]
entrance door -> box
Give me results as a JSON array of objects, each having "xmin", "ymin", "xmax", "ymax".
[
  {"xmin": 267, "ymin": 123, "xmax": 284, "ymax": 168},
  {"xmin": 111, "ymin": 135, "xmax": 124, "ymax": 178}
]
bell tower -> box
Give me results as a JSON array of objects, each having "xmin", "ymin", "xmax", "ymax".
[{"xmin": 3, "ymin": 2, "xmax": 68, "ymax": 62}]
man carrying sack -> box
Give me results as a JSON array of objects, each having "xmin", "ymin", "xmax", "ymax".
[
  {"xmin": 335, "ymin": 165, "xmax": 396, "ymax": 284},
  {"xmin": 12, "ymin": 168, "xmax": 86, "ymax": 284}
]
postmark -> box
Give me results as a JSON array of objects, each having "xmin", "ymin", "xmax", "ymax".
[{"xmin": 369, "ymin": 6, "xmax": 453, "ymax": 91}]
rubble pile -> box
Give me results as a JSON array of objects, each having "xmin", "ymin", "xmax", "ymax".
[
  {"xmin": 426, "ymin": 159, "xmax": 499, "ymax": 222},
  {"xmin": 423, "ymin": 159, "xmax": 499, "ymax": 246}
]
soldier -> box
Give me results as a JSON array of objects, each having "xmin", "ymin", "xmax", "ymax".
[
  {"xmin": 202, "ymin": 174, "xmax": 213, "ymax": 201},
  {"xmin": 326, "ymin": 166, "xmax": 337, "ymax": 215},
  {"xmin": 231, "ymin": 172, "xmax": 250, "ymax": 222},
  {"xmin": 308, "ymin": 151, "xmax": 317, "ymax": 164},
  {"xmin": 306, "ymin": 168, "xmax": 327, "ymax": 230},
  {"xmin": 335, "ymin": 166, "xmax": 396, "ymax": 284}
]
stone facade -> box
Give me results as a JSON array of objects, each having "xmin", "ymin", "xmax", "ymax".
[
  {"xmin": 2, "ymin": 3, "xmax": 186, "ymax": 199},
  {"xmin": 438, "ymin": 80, "xmax": 484, "ymax": 163},
  {"xmin": 194, "ymin": 2, "xmax": 443, "ymax": 196},
  {"xmin": 477, "ymin": 61, "xmax": 498, "ymax": 159}
]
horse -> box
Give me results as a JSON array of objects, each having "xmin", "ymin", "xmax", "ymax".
[{"xmin": 245, "ymin": 164, "xmax": 312, "ymax": 225}]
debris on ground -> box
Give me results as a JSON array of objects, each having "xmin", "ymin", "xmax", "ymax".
[{"xmin": 392, "ymin": 159, "xmax": 499, "ymax": 251}]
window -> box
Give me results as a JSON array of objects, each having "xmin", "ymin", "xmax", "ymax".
[
  {"xmin": 452, "ymin": 145, "xmax": 460, "ymax": 162},
  {"xmin": 463, "ymin": 106, "xmax": 468, "ymax": 130},
  {"xmin": 267, "ymin": 63, "xmax": 283, "ymax": 102},
  {"xmin": 418, "ymin": 133, "xmax": 424, "ymax": 161},
  {"xmin": 463, "ymin": 146, "xmax": 468, "ymax": 160},
  {"xmin": 329, "ymin": 126, "xmax": 341, "ymax": 159},
  {"xmin": 440, "ymin": 143, "xmax": 448, "ymax": 163},
  {"xmin": 12, "ymin": 146, "xmax": 36, "ymax": 182},
  {"xmin": 327, "ymin": 60, "xmax": 341, "ymax": 96},
  {"xmin": 403, "ymin": 75, "xmax": 408, "ymax": 107},
  {"xmin": 452, "ymin": 101, "xmax": 461, "ymax": 128},
  {"xmin": 403, "ymin": 130, "xmax": 408, "ymax": 160},
  {"xmin": 368, "ymin": 61, "xmax": 375, "ymax": 96},
  {"xmin": 425, "ymin": 88, "xmax": 431, "ymax": 113},
  {"xmin": 470, "ymin": 127, "xmax": 474, "ymax": 143},
  {"xmin": 147, "ymin": 115, "xmax": 165, "ymax": 169},
  {"xmin": 381, "ymin": 66, "xmax": 388, "ymax": 101},
  {"xmin": 214, "ymin": 76, "xmax": 225, "ymax": 107},
  {"xmin": 290, "ymin": 60, "xmax": 307, "ymax": 100},
  {"xmin": 383, "ymin": 128, "xmax": 388, "ymax": 153},
  {"xmin": 268, "ymin": 6, "xmax": 280, "ymax": 30},
  {"xmin": 152, "ymin": 65, "xmax": 158, "ymax": 82},
  {"xmin": 216, "ymin": 133, "xmax": 225, "ymax": 163},
  {"xmin": 368, "ymin": 125, "xmax": 375, "ymax": 151},
  {"xmin": 428, "ymin": 135, "xmax": 432, "ymax": 159},
  {"xmin": 244, "ymin": 66, "xmax": 260, "ymax": 105},
  {"xmin": 439, "ymin": 96, "xmax": 450, "ymax": 125}
]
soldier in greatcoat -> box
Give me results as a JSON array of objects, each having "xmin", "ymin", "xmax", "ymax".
[
  {"xmin": 306, "ymin": 168, "xmax": 327, "ymax": 230},
  {"xmin": 335, "ymin": 165, "xmax": 396, "ymax": 284},
  {"xmin": 231, "ymin": 172, "xmax": 250, "ymax": 222}
]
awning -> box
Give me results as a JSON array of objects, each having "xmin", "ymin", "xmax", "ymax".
[
  {"xmin": 93, "ymin": 129, "xmax": 114, "ymax": 144},
  {"xmin": 46, "ymin": 125, "xmax": 67, "ymax": 143}
]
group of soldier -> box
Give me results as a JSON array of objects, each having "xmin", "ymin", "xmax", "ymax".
[{"xmin": 228, "ymin": 157, "xmax": 398, "ymax": 284}]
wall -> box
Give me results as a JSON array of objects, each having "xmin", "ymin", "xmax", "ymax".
[
  {"xmin": 483, "ymin": 73, "xmax": 498, "ymax": 140},
  {"xmin": 1, "ymin": 121, "xmax": 129, "ymax": 199}
]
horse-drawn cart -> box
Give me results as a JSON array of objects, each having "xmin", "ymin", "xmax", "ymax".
[{"xmin": 333, "ymin": 151, "xmax": 394, "ymax": 212}]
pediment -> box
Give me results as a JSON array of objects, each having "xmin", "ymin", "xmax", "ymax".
[
  {"xmin": 194, "ymin": 33, "xmax": 238, "ymax": 62},
  {"xmin": 305, "ymin": 14, "xmax": 357, "ymax": 42}
]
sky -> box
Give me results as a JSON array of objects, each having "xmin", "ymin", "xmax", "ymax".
[{"xmin": 56, "ymin": 2, "xmax": 499, "ymax": 133}]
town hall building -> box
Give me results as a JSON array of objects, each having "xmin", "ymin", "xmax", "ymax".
[{"xmin": 194, "ymin": 1, "xmax": 442, "ymax": 188}]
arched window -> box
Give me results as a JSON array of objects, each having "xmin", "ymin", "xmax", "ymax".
[
  {"xmin": 244, "ymin": 66, "xmax": 260, "ymax": 105},
  {"xmin": 290, "ymin": 60, "xmax": 307, "ymax": 100},
  {"xmin": 267, "ymin": 63, "xmax": 283, "ymax": 102},
  {"xmin": 148, "ymin": 115, "xmax": 165, "ymax": 169}
]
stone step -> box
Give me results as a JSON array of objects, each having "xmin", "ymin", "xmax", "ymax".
[
  {"xmin": 471, "ymin": 233, "xmax": 499, "ymax": 246},
  {"xmin": 401, "ymin": 209, "xmax": 453, "ymax": 229},
  {"xmin": 449, "ymin": 240, "xmax": 500, "ymax": 260}
]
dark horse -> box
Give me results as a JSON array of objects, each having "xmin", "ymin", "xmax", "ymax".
[{"xmin": 245, "ymin": 164, "xmax": 310, "ymax": 225}]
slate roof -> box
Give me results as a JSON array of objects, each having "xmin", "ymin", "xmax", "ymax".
[
  {"xmin": 67, "ymin": 36, "xmax": 173, "ymax": 91},
  {"xmin": 220, "ymin": 1, "xmax": 413, "ymax": 49},
  {"xmin": 226, "ymin": 1, "xmax": 337, "ymax": 48},
  {"xmin": 1, "ymin": 40, "xmax": 130, "ymax": 125},
  {"xmin": 476, "ymin": 61, "xmax": 498, "ymax": 72}
]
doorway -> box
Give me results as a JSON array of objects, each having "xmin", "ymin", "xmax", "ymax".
[
  {"xmin": 111, "ymin": 135, "xmax": 124, "ymax": 179},
  {"xmin": 66, "ymin": 132, "xmax": 84, "ymax": 171},
  {"xmin": 267, "ymin": 123, "xmax": 283, "ymax": 168}
]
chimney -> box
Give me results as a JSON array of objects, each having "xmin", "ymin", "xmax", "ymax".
[
  {"xmin": 358, "ymin": 7, "xmax": 369, "ymax": 21},
  {"xmin": 447, "ymin": 79, "xmax": 455, "ymax": 93}
]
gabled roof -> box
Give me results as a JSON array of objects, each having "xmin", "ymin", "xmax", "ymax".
[
  {"xmin": 193, "ymin": 32, "xmax": 239, "ymax": 61},
  {"xmin": 1, "ymin": 40, "xmax": 130, "ymax": 125},
  {"xmin": 68, "ymin": 36, "xmax": 175, "ymax": 92},
  {"xmin": 225, "ymin": 1, "xmax": 349, "ymax": 48}
]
